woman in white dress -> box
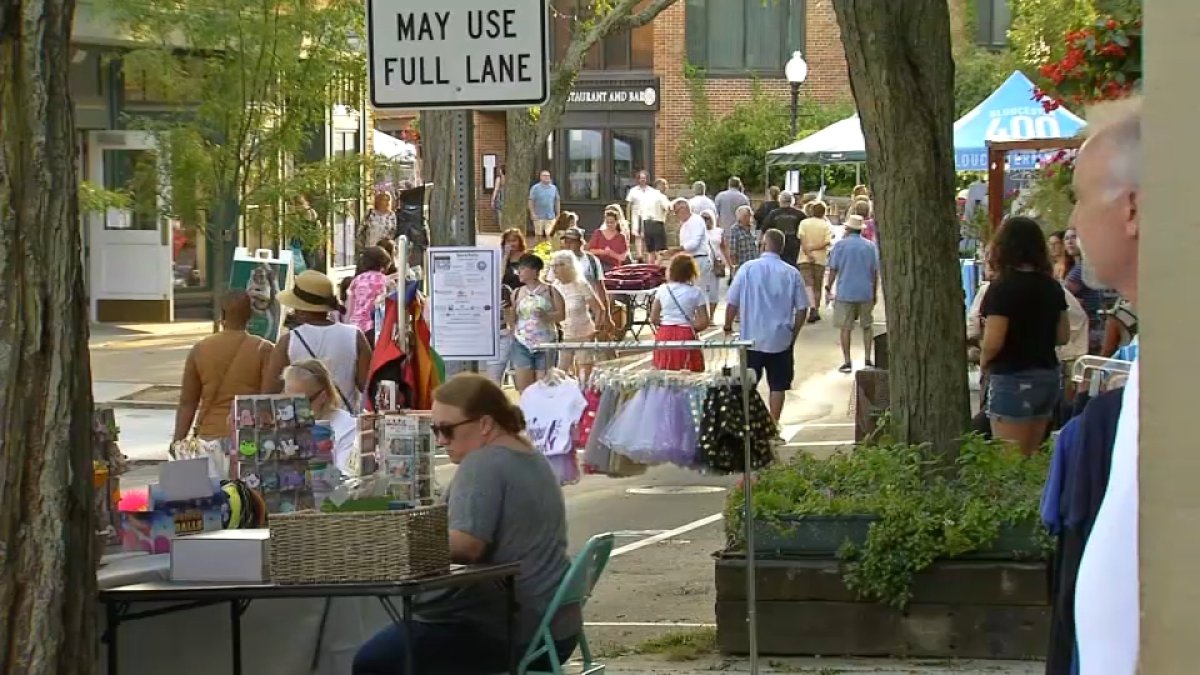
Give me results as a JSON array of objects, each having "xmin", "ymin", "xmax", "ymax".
[{"xmin": 549, "ymin": 251, "xmax": 608, "ymax": 381}]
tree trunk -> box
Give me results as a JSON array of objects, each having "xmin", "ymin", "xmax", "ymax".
[
  {"xmin": 501, "ymin": 110, "xmax": 540, "ymax": 234},
  {"xmin": 421, "ymin": 110, "xmax": 457, "ymax": 247},
  {"xmin": 0, "ymin": 1, "xmax": 99, "ymax": 673},
  {"xmin": 831, "ymin": 0, "xmax": 970, "ymax": 457}
]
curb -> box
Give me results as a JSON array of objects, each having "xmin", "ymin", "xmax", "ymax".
[{"xmin": 99, "ymin": 400, "xmax": 179, "ymax": 411}]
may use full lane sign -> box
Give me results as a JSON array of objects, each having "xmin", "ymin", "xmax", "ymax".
[{"xmin": 367, "ymin": 0, "xmax": 550, "ymax": 109}]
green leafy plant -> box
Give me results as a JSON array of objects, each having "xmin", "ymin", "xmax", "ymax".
[
  {"xmin": 103, "ymin": 0, "xmax": 366, "ymax": 292},
  {"xmin": 78, "ymin": 181, "xmax": 131, "ymax": 215},
  {"xmin": 678, "ymin": 82, "xmax": 856, "ymax": 195},
  {"xmin": 953, "ymin": 46, "xmax": 1020, "ymax": 117},
  {"xmin": 1020, "ymin": 149, "xmax": 1077, "ymax": 232},
  {"xmin": 725, "ymin": 435, "xmax": 1052, "ymax": 607}
]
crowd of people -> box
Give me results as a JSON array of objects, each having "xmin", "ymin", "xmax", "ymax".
[
  {"xmin": 968, "ymin": 214, "xmax": 1138, "ymax": 455},
  {"xmin": 161, "ymin": 96, "xmax": 1148, "ymax": 672},
  {"xmin": 475, "ymin": 167, "xmax": 885, "ymax": 421}
]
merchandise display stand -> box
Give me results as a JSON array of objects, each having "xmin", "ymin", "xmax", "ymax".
[{"xmin": 538, "ymin": 337, "xmax": 764, "ymax": 674}]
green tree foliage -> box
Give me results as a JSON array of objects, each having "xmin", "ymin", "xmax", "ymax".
[
  {"xmin": 953, "ymin": 46, "xmax": 1019, "ymax": 116},
  {"xmin": 103, "ymin": 0, "xmax": 366, "ymax": 276},
  {"xmin": 1008, "ymin": 0, "xmax": 1098, "ymax": 68},
  {"xmin": 679, "ymin": 85, "xmax": 856, "ymax": 196}
]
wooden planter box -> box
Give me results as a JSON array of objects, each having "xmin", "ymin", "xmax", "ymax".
[
  {"xmin": 714, "ymin": 554, "xmax": 1050, "ymax": 659},
  {"xmin": 752, "ymin": 515, "xmax": 876, "ymax": 555}
]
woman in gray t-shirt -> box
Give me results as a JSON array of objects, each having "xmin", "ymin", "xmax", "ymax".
[{"xmin": 353, "ymin": 374, "xmax": 580, "ymax": 674}]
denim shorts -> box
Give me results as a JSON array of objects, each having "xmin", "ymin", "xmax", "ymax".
[
  {"xmin": 986, "ymin": 368, "xmax": 1062, "ymax": 422},
  {"xmin": 510, "ymin": 339, "xmax": 549, "ymax": 371}
]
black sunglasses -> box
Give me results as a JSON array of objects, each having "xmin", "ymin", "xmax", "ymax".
[{"xmin": 430, "ymin": 418, "xmax": 479, "ymax": 441}]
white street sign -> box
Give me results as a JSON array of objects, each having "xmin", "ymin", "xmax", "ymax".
[{"xmin": 367, "ymin": 0, "xmax": 550, "ymax": 109}]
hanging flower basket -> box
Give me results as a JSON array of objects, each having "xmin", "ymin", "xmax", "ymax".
[{"xmin": 1034, "ymin": 16, "xmax": 1142, "ymax": 112}]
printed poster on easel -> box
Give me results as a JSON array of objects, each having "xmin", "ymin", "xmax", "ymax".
[
  {"xmin": 426, "ymin": 246, "xmax": 500, "ymax": 360},
  {"xmin": 230, "ymin": 247, "xmax": 295, "ymax": 343}
]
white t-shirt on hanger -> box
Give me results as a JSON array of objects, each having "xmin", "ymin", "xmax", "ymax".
[{"xmin": 519, "ymin": 379, "xmax": 587, "ymax": 458}]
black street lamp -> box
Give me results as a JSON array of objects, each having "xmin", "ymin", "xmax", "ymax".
[{"xmin": 785, "ymin": 51, "xmax": 809, "ymax": 138}]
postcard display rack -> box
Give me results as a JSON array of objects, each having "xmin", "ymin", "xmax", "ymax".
[
  {"xmin": 232, "ymin": 394, "xmax": 342, "ymax": 513},
  {"xmin": 357, "ymin": 410, "xmax": 437, "ymax": 508}
]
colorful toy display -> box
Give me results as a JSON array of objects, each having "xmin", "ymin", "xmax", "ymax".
[{"xmin": 233, "ymin": 394, "xmax": 336, "ymax": 513}]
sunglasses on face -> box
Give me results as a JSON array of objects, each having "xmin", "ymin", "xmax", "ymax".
[{"xmin": 430, "ymin": 418, "xmax": 478, "ymax": 441}]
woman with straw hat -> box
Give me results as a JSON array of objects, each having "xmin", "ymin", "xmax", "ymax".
[{"xmin": 264, "ymin": 270, "xmax": 372, "ymax": 412}]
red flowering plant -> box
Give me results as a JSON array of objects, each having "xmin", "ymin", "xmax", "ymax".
[
  {"xmin": 1033, "ymin": 15, "xmax": 1142, "ymax": 113},
  {"xmin": 1021, "ymin": 149, "xmax": 1078, "ymax": 232}
]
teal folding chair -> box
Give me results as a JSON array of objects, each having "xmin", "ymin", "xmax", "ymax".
[{"xmin": 509, "ymin": 532, "xmax": 615, "ymax": 675}]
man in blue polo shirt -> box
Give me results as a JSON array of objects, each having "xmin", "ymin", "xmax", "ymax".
[
  {"xmin": 826, "ymin": 215, "xmax": 880, "ymax": 373},
  {"xmin": 527, "ymin": 170, "xmax": 560, "ymax": 242},
  {"xmin": 723, "ymin": 229, "xmax": 810, "ymax": 421}
]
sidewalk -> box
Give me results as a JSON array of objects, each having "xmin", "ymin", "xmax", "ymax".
[{"xmin": 91, "ymin": 320, "xmax": 212, "ymax": 401}]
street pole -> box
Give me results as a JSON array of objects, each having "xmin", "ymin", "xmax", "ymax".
[
  {"xmin": 443, "ymin": 109, "xmax": 477, "ymax": 376},
  {"xmin": 789, "ymin": 82, "xmax": 800, "ymax": 138}
]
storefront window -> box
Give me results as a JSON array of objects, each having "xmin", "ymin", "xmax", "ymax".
[
  {"xmin": 611, "ymin": 130, "xmax": 651, "ymax": 201},
  {"xmin": 565, "ymin": 129, "xmax": 602, "ymax": 200},
  {"xmin": 102, "ymin": 149, "xmax": 159, "ymax": 231},
  {"xmin": 552, "ymin": 0, "xmax": 654, "ymax": 71}
]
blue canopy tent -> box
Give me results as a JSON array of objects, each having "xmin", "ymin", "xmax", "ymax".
[{"xmin": 953, "ymin": 71, "xmax": 1086, "ymax": 171}]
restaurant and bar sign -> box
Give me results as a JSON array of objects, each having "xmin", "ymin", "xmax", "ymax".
[{"xmin": 566, "ymin": 81, "xmax": 660, "ymax": 111}]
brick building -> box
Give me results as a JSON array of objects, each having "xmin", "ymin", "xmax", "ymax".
[{"xmin": 377, "ymin": 0, "xmax": 854, "ymax": 234}]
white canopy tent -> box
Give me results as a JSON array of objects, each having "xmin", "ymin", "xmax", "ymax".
[
  {"xmin": 764, "ymin": 115, "xmax": 866, "ymax": 193},
  {"xmin": 373, "ymin": 130, "xmax": 417, "ymax": 161},
  {"xmin": 766, "ymin": 115, "xmax": 866, "ymax": 167}
]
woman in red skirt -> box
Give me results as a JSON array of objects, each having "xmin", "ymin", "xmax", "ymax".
[{"xmin": 649, "ymin": 254, "xmax": 711, "ymax": 371}]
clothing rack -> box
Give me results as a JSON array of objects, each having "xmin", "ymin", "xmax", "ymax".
[
  {"xmin": 1071, "ymin": 355, "xmax": 1133, "ymax": 396},
  {"xmin": 537, "ymin": 338, "xmax": 765, "ymax": 675}
]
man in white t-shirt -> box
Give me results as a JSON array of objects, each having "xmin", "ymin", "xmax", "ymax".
[
  {"xmin": 1070, "ymin": 99, "xmax": 1141, "ymax": 675},
  {"xmin": 626, "ymin": 170, "xmax": 671, "ymax": 259}
]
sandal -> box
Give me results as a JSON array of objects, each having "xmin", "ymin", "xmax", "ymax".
[{"xmin": 838, "ymin": 363, "xmax": 853, "ymax": 374}]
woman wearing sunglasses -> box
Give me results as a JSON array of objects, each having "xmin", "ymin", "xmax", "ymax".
[{"xmin": 353, "ymin": 373, "xmax": 579, "ymax": 674}]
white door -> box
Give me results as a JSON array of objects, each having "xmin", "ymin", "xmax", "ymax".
[{"xmin": 88, "ymin": 131, "xmax": 174, "ymax": 323}]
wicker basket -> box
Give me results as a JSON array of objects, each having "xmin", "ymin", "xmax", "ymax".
[{"xmin": 269, "ymin": 505, "xmax": 450, "ymax": 584}]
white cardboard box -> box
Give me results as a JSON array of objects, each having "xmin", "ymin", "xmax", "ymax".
[{"xmin": 170, "ymin": 529, "xmax": 271, "ymax": 583}]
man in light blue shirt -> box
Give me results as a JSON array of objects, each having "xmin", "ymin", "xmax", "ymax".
[
  {"xmin": 723, "ymin": 229, "xmax": 810, "ymax": 420},
  {"xmin": 826, "ymin": 215, "xmax": 880, "ymax": 373},
  {"xmin": 527, "ymin": 170, "xmax": 560, "ymax": 241}
]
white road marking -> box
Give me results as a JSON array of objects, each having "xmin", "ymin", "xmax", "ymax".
[
  {"xmin": 584, "ymin": 621, "xmax": 717, "ymax": 628},
  {"xmin": 611, "ymin": 530, "xmax": 668, "ymax": 538},
  {"xmin": 610, "ymin": 513, "xmax": 724, "ymax": 558}
]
